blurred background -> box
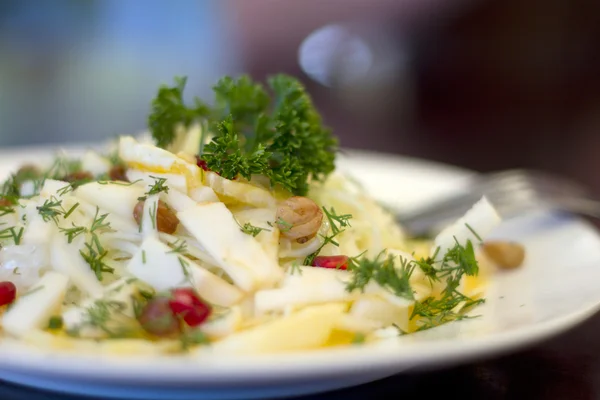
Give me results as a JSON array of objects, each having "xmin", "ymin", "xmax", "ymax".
[{"xmin": 1, "ymin": 0, "xmax": 599, "ymax": 192}]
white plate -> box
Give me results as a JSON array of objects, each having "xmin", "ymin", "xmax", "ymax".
[{"xmin": 0, "ymin": 146, "xmax": 599, "ymax": 400}]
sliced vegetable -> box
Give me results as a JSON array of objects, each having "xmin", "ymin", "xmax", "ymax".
[{"xmin": 2, "ymin": 271, "xmax": 69, "ymax": 337}]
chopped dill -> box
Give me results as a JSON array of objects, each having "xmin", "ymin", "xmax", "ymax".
[{"xmin": 303, "ymin": 207, "xmax": 353, "ymax": 266}]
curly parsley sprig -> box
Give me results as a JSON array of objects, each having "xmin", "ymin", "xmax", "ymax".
[
  {"xmin": 148, "ymin": 74, "xmax": 338, "ymax": 195},
  {"xmin": 148, "ymin": 76, "xmax": 210, "ymax": 149}
]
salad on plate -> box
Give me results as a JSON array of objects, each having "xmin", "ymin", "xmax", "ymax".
[{"xmin": 0, "ymin": 74, "xmax": 525, "ymax": 356}]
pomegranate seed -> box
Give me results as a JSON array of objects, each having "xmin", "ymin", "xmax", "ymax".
[
  {"xmin": 312, "ymin": 255, "xmax": 349, "ymax": 270},
  {"xmin": 0, "ymin": 281, "xmax": 17, "ymax": 306},
  {"xmin": 168, "ymin": 288, "xmax": 211, "ymax": 327},
  {"xmin": 195, "ymin": 156, "xmax": 221, "ymax": 176},
  {"xmin": 195, "ymin": 157, "xmax": 210, "ymax": 172},
  {"xmin": 137, "ymin": 296, "xmax": 181, "ymax": 337}
]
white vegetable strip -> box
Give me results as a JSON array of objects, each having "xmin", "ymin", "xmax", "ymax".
[
  {"xmin": 204, "ymin": 171, "xmax": 275, "ymax": 208},
  {"xmin": 433, "ymin": 196, "xmax": 501, "ymax": 257},
  {"xmin": 81, "ymin": 151, "xmax": 111, "ymax": 176},
  {"xmin": 75, "ymin": 182, "xmax": 145, "ymax": 221},
  {"xmin": 178, "ymin": 203, "xmax": 282, "ymax": 292},
  {"xmin": 164, "ymin": 189, "xmax": 196, "ymax": 212},
  {"xmin": 20, "ymin": 202, "xmax": 53, "ymax": 248},
  {"xmin": 189, "ymin": 266, "xmax": 244, "ymax": 307},
  {"xmin": 278, "ymin": 237, "xmax": 322, "ymax": 258},
  {"xmin": 335, "ymin": 314, "xmax": 385, "ymax": 334},
  {"xmin": 189, "ymin": 186, "xmax": 219, "ymax": 203},
  {"xmin": 127, "ymin": 236, "xmax": 242, "ymax": 306},
  {"xmin": 126, "ymin": 236, "xmax": 187, "ymax": 291},
  {"xmin": 208, "ymin": 303, "xmax": 346, "ymax": 355},
  {"xmin": 0, "ymin": 244, "xmax": 49, "ymax": 291},
  {"xmin": 50, "ymin": 234, "xmax": 104, "ymax": 298},
  {"xmin": 118, "ymin": 136, "xmax": 201, "ymax": 180},
  {"xmin": 39, "ymin": 179, "xmax": 69, "ymax": 199},
  {"xmin": 141, "ymin": 195, "xmax": 159, "ymax": 239},
  {"xmin": 233, "ymin": 208, "xmax": 279, "ymax": 263},
  {"xmin": 349, "ymin": 296, "xmax": 410, "ymax": 332},
  {"xmin": 103, "ymin": 239, "xmax": 139, "ymax": 257},
  {"xmin": 254, "ymin": 267, "xmax": 354, "ymax": 314},
  {"xmin": 159, "ymin": 233, "xmax": 220, "ymax": 267},
  {"xmin": 126, "ymin": 169, "xmax": 188, "ymax": 194},
  {"xmin": 168, "ymin": 123, "xmax": 202, "ymax": 157},
  {"xmin": 199, "ymin": 307, "xmax": 243, "ymax": 339},
  {"xmin": 2, "ymin": 271, "xmax": 70, "ymax": 337}
]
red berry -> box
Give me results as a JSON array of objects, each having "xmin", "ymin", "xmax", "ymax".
[
  {"xmin": 137, "ymin": 296, "xmax": 181, "ymax": 337},
  {"xmin": 195, "ymin": 157, "xmax": 210, "ymax": 172},
  {"xmin": 195, "ymin": 156, "xmax": 221, "ymax": 176},
  {"xmin": 168, "ymin": 288, "xmax": 211, "ymax": 327},
  {"xmin": 312, "ymin": 255, "xmax": 349, "ymax": 270},
  {"xmin": 0, "ymin": 281, "xmax": 17, "ymax": 306}
]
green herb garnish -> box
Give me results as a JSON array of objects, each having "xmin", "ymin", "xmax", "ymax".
[
  {"xmin": 148, "ymin": 74, "xmax": 337, "ymax": 195},
  {"xmin": 409, "ymin": 238, "xmax": 484, "ymax": 331},
  {"xmin": 303, "ymin": 207, "xmax": 353, "ymax": 266},
  {"xmin": 0, "ymin": 226, "xmax": 24, "ymax": 245},
  {"xmin": 148, "ymin": 76, "xmax": 211, "ymax": 149},
  {"xmin": 235, "ymin": 218, "xmax": 270, "ymax": 238},
  {"xmin": 78, "ymin": 207, "xmax": 114, "ymax": 281},
  {"xmin": 346, "ymin": 251, "xmax": 415, "ymax": 301}
]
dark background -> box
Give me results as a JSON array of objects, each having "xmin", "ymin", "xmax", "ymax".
[{"xmin": 2, "ymin": 0, "xmax": 598, "ymax": 192}]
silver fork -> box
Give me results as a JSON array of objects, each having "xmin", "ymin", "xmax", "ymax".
[{"xmin": 396, "ymin": 169, "xmax": 600, "ymax": 237}]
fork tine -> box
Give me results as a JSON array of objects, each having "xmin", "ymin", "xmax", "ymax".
[{"xmin": 396, "ymin": 169, "xmax": 594, "ymax": 237}]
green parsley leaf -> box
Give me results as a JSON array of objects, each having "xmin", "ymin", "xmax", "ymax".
[
  {"xmin": 202, "ymin": 117, "xmax": 272, "ymax": 181},
  {"xmin": 148, "ymin": 73, "xmax": 338, "ymax": 196},
  {"xmin": 148, "ymin": 76, "xmax": 211, "ymax": 149}
]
